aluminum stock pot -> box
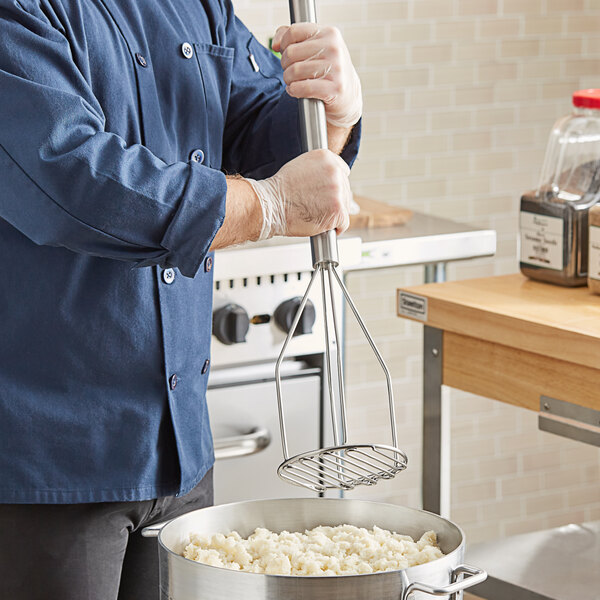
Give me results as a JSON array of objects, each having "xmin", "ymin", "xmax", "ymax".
[{"xmin": 142, "ymin": 498, "xmax": 486, "ymax": 600}]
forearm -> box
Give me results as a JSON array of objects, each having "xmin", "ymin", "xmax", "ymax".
[
  {"xmin": 210, "ymin": 176, "xmax": 262, "ymax": 250},
  {"xmin": 327, "ymin": 123, "xmax": 353, "ymax": 155}
]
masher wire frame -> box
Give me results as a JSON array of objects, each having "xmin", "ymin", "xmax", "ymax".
[{"xmin": 274, "ymin": 243, "xmax": 408, "ymax": 493}]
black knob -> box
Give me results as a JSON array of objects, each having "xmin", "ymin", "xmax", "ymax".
[
  {"xmin": 274, "ymin": 298, "xmax": 316, "ymax": 337},
  {"xmin": 213, "ymin": 304, "xmax": 250, "ymax": 345}
]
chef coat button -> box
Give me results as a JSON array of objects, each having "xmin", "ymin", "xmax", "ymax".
[
  {"xmin": 190, "ymin": 149, "xmax": 204, "ymax": 164},
  {"xmin": 181, "ymin": 42, "xmax": 194, "ymax": 59},
  {"xmin": 169, "ymin": 374, "xmax": 178, "ymax": 390},
  {"xmin": 135, "ymin": 53, "xmax": 148, "ymax": 68},
  {"xmin": 201, "ymin": 359, "xmax": 210, "ymax": 375},
  {"xmin": 162, "ymin": 268, "xmax": 176, "ymax": 284},
  {"xmin": 204, "ymin": 256, "xmax": 213, "ymax": 272}
]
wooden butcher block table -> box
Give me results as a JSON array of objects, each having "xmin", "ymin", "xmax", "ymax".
[{"xmin": 397, "ymin": 273, "xmax": 600, "ymax": 600}]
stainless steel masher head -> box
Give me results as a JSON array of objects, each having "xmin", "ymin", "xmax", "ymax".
[{"xmin": 275, "ymin": 0, "xmax": 408, "ymax": 494}]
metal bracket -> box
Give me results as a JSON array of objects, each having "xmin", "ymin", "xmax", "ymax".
[{"xmin": 539, "ymin": 396, "xmax": 600, "ymax": 448}]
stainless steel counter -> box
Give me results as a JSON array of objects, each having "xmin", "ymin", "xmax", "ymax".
[
  {"xmin": 466, "ymin": 521, "xmax": 600, "ymax": 600},
  {"xmin": 343, "ymin": 211, "xmax": 496, "ymax": 274}
]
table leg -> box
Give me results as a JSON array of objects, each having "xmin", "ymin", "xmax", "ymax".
[
  {"xmin": 422, "ymin": 263, "xmax": 450, "ymax": 517},
  {"xmin": 422, "ymin": 263, "xmax": 451, "ymax": 516},
  {"xmin": 424, "ymin": 262, "xmax": 447, "ymax": 284},
  {"xmin": 423, "ymin": 325, "xmax": 450, "ymax": 516}
]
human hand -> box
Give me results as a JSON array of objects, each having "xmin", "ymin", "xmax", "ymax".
[
  {"xmin": 271, "ymin": 23, "xmax": 362, "ymax": 129},
  {"xmin": 246, "ymin": 149, "xmax": 352, "ymax": 240}
]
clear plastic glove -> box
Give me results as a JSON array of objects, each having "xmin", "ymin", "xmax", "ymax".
[
  {"xmin": 246, "ymin": 149, "xmax": 352, "ymax": 240},
  {"xmin": 272, "ymin": 23, "xmax": 362, "ymax": 129}
]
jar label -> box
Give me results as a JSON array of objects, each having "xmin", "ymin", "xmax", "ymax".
[
  {"xmin": 589, "ymin": 225, "xmax": 600, "ymax": 281},
  {"xmin": 520, "ymin": 211, "xmax": 563, "ymax": 271}
]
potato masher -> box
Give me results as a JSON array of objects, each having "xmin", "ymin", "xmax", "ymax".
[{"xmin": 275, "ymin": 0, "xmax": 408, "ymax": 494}]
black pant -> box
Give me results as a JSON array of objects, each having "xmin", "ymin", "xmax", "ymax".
[{"xmin": 0, "ymin": 470, "xmax": 213, "ymax": 600}]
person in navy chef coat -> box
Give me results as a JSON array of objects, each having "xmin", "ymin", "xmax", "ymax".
[{"xmin": 0, "ymin": 0, "xmax": 362, "ymax": 597}]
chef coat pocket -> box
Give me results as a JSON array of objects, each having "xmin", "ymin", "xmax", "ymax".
[
  {"xmin": 247, "ymin": 36, "xmax": 285, "ymax": 81},
  {"xmin": 193, "ymin": 43, "xmax": 234, "ymax": 162}
]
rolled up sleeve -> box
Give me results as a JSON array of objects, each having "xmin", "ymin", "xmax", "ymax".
[{"xmin": 0, "ymin": 1, "xmax": 226, "ymax": 277}]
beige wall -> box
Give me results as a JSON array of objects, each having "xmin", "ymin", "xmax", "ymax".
[{"xmin": 233, "ymin": 0, "xmax": 600, "ymax": 543}]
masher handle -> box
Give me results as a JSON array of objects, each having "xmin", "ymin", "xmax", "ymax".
[
  {"xmin": 289, "ymin": 0, "xmax": 326, "ymax": 155},
  {"xmin": 288, "ymin": 0, "xmax": 339, "ymax": 267}
]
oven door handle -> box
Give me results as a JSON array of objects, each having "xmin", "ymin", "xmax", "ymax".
[{"xmin": 214, "ymin": 427, "xmax": 271, "ymax": 460}]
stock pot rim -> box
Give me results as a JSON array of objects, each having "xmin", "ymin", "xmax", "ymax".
[{"xmin": 155, "ymin": 497, "xmax": 466, "ymax": 580}]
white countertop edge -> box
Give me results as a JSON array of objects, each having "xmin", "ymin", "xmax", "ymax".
[
  {"xmin": 345, "ymin": 229, "xmax": 497, "ymax": 272},
  {"xmin": 213, "ymin": 236, "xmax": 362, "ymax": 280}
]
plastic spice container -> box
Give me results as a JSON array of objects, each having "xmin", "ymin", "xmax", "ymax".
[
  {"xmin": 520, "ymin": 89, "xmax": 600, "ymax": 286},
  {"xmin": 588, "ymin": 204, "xmax": 600, "ymax": 293}
]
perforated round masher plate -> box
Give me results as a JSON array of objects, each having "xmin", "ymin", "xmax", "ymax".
[{"xmin": 278, "ymin": 444, "xmax": 408, "ymax": 493}]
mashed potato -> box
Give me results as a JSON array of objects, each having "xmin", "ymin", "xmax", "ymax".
[{"xmin": 183, "ymin": 524, "xmax": 444, "ymax": 575}]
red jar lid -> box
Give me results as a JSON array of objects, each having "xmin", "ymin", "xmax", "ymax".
[{"xmin": 572, "ymin": 89, "xmax": 600, "ymax": 109}]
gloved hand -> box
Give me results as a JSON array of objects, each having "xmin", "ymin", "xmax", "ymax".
[
  {"xmin": 246, "ymin": 149, "xmax": 352, "ymax": 240},
  {"xmin": 271, "ymin": 23, "xmax": 362, "ymax": 129}
]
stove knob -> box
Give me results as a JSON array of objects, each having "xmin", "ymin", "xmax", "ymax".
[
  {"xmin": 274, "ymin": 298, "xmax": 316, "ymax": 337},
  {"xmin": 213, "ymin": 304, "xmax": 250, "ymax": 345}
]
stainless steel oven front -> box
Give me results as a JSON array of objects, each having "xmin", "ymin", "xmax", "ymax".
[{"xmin": 207, "ymin": 358, "xmax": 323, "ymax": 503}]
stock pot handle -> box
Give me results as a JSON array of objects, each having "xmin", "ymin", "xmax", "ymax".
[
  {"xmin": 141, "ymin": 521, "xmax": 170, "ymax": 538},
  {"xmin": 213, "ymin": 426, "xmax": 271, "ymax": 460},
  {"xmin": 401, "ymin": 564, "xmax": 487, "ymax": 600}
]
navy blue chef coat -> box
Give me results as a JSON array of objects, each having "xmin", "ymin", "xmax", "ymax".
[{"xmin": 0, "ymin": 0, "xmax": 360, "ymax": 503}]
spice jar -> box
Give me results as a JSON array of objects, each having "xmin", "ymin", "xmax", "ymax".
[
  {"xmin": 588, "ymin": 204, "xmax": 600, "ymax": 293},
  {"xmin": 520, "ymin": 89, "xmax": 600, "ymax": 286}
]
